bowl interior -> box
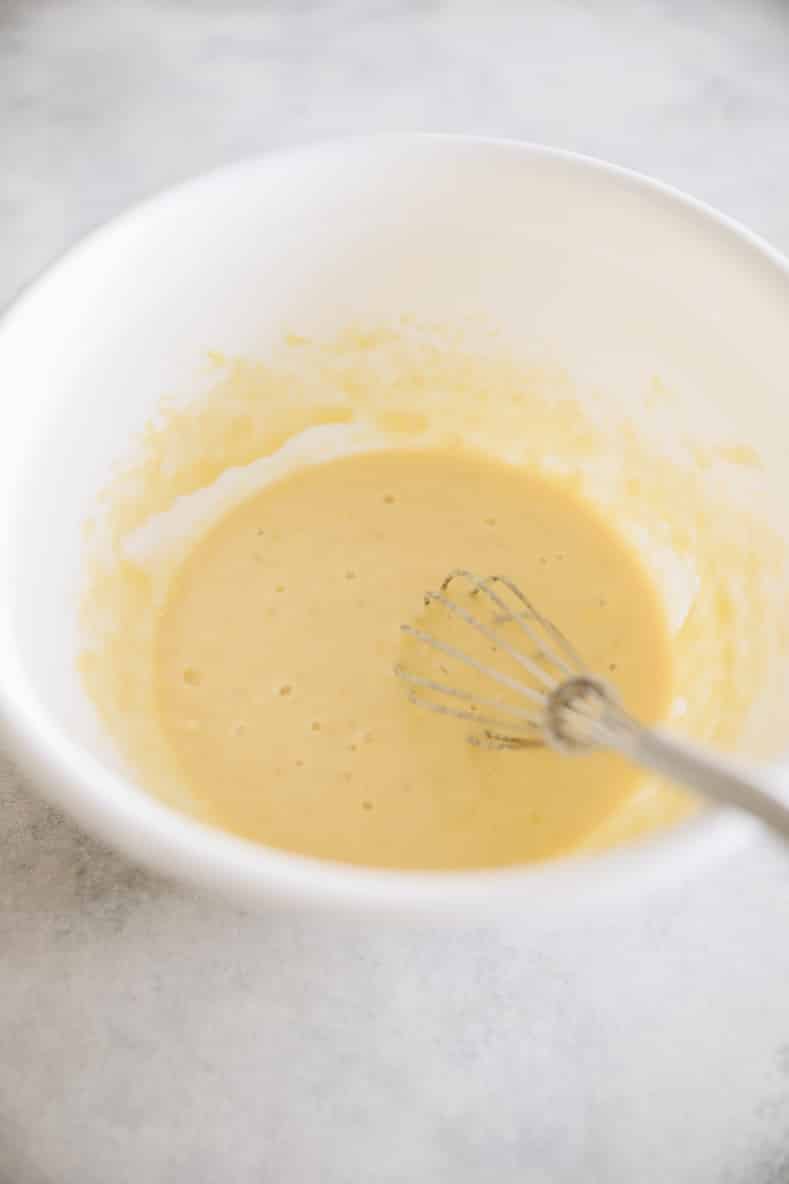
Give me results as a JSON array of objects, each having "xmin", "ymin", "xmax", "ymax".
[{"xmin": 1, "ymin": 136, "xmax": 789, "ymax": 902}]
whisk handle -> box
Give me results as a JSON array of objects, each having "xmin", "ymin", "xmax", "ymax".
[{"xmin": 619, "ymin": 725, "xmax": 789, "ymax": 841}]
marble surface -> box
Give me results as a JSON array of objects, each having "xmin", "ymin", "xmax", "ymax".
[{"xmin": 3, "ymin": 2, "xmax": 789, "ymax": 1180}]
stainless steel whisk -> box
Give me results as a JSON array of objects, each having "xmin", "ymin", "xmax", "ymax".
[{"xmin": 396, "ymin": 570, "xmax": 789, "ymax": 840}]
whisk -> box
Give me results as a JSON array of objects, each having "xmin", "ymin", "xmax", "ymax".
[{"xmin": 396, "ymin": 569, "xmax": 789, "ymax": 840}]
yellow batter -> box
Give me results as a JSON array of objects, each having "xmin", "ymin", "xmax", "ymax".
[{"xmin": 155, "ymin": 448, "xmax": 673, "ymax": 869}]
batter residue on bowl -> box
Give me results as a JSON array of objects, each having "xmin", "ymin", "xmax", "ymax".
[{"xmin": 155, "ymin": 448, "xmax": 672, "ymax": 868}]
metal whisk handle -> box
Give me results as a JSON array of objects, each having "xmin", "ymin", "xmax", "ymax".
[
  {"xmin": 553, "ymin": 678, "xmax": 789, "ymax": 839},
  {"xmin": 612, "ymin": 721, "xmax": 789, "ymax": 841}
]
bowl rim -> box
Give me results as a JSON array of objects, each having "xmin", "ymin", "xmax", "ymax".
[{"xmin": 0, "ymin": 132, "xmax": 785, "ymax": 916}]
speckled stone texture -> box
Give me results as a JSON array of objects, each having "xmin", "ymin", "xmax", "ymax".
[{"xmin": 2, "ymin": 2, "xmax": 789, "ymax": 1181}]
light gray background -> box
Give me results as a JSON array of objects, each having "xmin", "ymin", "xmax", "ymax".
[{"xmin": 3, "ymin": 2, "xmax": 789, "ymax": 1181}]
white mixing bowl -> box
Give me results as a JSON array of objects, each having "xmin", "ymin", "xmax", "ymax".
[{"xmin": 1, "ymin": 135, "xmax": 787, "ymax": 915}]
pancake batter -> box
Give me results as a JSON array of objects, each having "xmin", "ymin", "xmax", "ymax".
[{"xmin": 155, "ymin": 448, "xmax": 673, "ymax": 869}]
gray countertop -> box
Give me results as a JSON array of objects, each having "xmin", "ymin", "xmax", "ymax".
[{"xmin": 3, "ymin": 3, "xmax": 789, "ymax": 1181}]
